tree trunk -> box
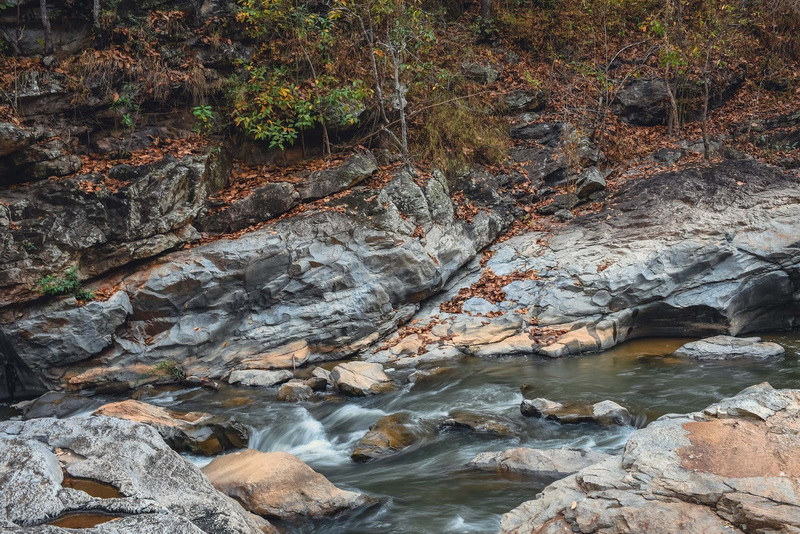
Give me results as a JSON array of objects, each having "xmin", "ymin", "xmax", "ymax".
[
  {"xmin": 93, "ymin": 0, "xmax": 101, "ymax": 28},
  {"xmin": 39, "ymin": 0, "xmax": 53, "ymax": 55},
  {"xmin": 389, "ymin": 45, "xmax": 409, "ymax": 162},
  {"xmin": 480, "ymin": 0, "xmax": 491, "ymax": 20}
]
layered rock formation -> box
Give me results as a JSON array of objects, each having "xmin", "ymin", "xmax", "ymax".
[{"xmin": 500, "ymin": 382, "xmax": 800, "ymax": 534}]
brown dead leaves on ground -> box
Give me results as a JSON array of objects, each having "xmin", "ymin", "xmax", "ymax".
[{"xmin": 440, "ymin": 268, "xmax": 539, "ymax": 314}]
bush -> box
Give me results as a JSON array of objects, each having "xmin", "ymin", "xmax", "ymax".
[
  {"xmin": 151, "ymin": 360, "xmax": 185, "ymax": 381},
  {"xmin": 37, "ymin": 266, "xmax": 95, "ymax": 301}
]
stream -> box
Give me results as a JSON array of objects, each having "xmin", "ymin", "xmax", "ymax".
[{"xmin": 4, "ymin": 334, "xmax": 800, "ymax": 533}]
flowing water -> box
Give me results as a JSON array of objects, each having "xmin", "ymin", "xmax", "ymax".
[
  {"xmin": 4, "ymin": 334, "xmax": 800, "ymax": 533},
  {"xmin": 147, "ymin": 333, "xmax": 800, "ymax": 534}
]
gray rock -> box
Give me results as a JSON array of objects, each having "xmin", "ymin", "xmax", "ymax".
[
  {"xmin": 504, "ymin": 90, "xmax": 547, "ymax": 113},
  {"xmin": 277, "ymin": 381, "xmax": 314, "ymax": 402},
  {"xmin": 574, "ymin": 166, "xmax": 606, "ymax": 199},
  {"xmin": 611, "ymin": 78, "xmax": 669, "ymax": 126},
  {"xmin": 14, "ymin": 391, "xmax": 96, "ymax": 419},
  {"xmin": 0, "ymin": 123, "xmax": 36, "ymax": 157},
  {"xmin": 331, "ymin": 362, "xmax": 392, "ymax": 396},
  {"xmin": 196, "ymin": 182, "xmax": 299, "ymax": 234},
  {"xmin": 0, "ymin": 417, "xmax": 274, "ymax": 533},
  {"xmin": 462, "ymin": 62, "xmax": 499, "ymax": 84},
  {"xmin": 228, "ymin": 370, "xmax": 293, "ymax": 388},
  {"xmin": 352, "ymin": 412, "xmax": 420, "ymax": 462},
  {"xmin": 651, "ymin": 147, "xmax": 683, "ymax": 165},
  {"xmin": 510, "ymin": 122, "xmax": 566, "ymax": 146},
  {"xmin": 468, "ymin": 447, "xmax": 613, "ymax": 484},
  {"xmin": 674, "ymin": 335, "xmax": 785, "ymax": 360},
  {"xmin": 295, "ymin": 150, "xmax": 378, "ymax": 201},
  {"xmin": 500, "ymin": 383, "xmax": 800, "ymax": 534},
  {"xmin": 521, "ymin": 398, "xmax": 631, "ymax": 426}
]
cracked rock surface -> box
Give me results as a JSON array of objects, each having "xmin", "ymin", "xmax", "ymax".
[{"xmin": 500, "ymin": 382, "xmax": 800, "ymax": 534}]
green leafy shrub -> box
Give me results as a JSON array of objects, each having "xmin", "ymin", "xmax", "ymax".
[
  {"xmin": 151, "ymin": 359, "xmax": 185, "ymax": 381},
  {"xmin": 37, "ymin": 266, "xmax": 95, "ymax": 301}
]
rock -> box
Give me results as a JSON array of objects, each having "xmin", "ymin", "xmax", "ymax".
[
  {"xmin": 93, "ymin": 399, "xmax": 248, "ymax": 455},
  {"xmin": 674, "ymin": 335, "xmax": 785, "ymax": 360},
  {"xmin": 504, "ymin": 90, "xmax": 547, "ymax": 112},
  {"xmin": 304, "ymin": 376, "xmax": 328, "ymax": 391},
  {"xmin": 0, "ymin": 152, "xmax": 228, "ymax": 308},
  {"xmin": 510, "ymin": 122, "xmax": 566, "ymax": 146},
  {"xmin": 611, "ymin": 78, "xmax": 669, "ymax": 126},
  {"xmin": 295, "ymin": 150, "xmax": 378, "ymax": 201},
  {"xmin": 500, "ymin": 383, "xmax": 800, "ymax": 534},
  {"xmin": 202, "ymin": 449, "xmax": 374, "ymax": 520},
  {"xmin": 13, "ymin": 391, "xmax": 96, "ymax": 419},
  {"xmin": 651, "ymin": 147, "xmax": 683, "ymax": 165},
  {"xmin": 521, "ymin": 398, "xmax": 631, "ymax": 426},
  {"xmin": 574, "ymin": 166, "xmax": 606, "ymax": 199},
  {"xmin": 351, "ymin": 412, "xmax": 420, "ymax": 462},
  {"xmin": 440, "ymin": 411, "xmax": 520, "ymax": 437},
  {"xmin": 311, "ymin": 366, "xmax": 332, "ymax": 383},
  {"xmin": 228, "ymin": 369, "xmax": 294, "ymax": 388},
  {"xmin": 0, "ymin": 417, "xmax": 274, "ymax": 533},
  {"xmin": 407, "ymin": 367, "xmax": 451, "ymax": 384},
  {"xmin": 0, "ymin": 123, "xmax": 36, "ymax": 157},
  {"xmin": 1, "ymin": 166, "xmax": 516, "ymax": 393},
  {"xmin": 331, "ymin": 362, "xmax": 393, "ymax": 396},
  {"xmin": 196, "ymin": 182, "xmax": 299, "ymax": 234},
  {"xmin": 468, "ymin": 447, "xmax": 613, "ymax": 484},
  {"xmin": 277, "ymin": 381, "xmax": 314, "ymax": 402},
  {"xmin": 462, "ymin": 62, "xmax": 499, "ymax": 84}
]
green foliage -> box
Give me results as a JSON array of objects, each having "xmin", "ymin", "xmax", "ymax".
[
  {"xmin": 192, "ymin": 104, "xmax": 215, "ymax": 134},
  {"xmin": 151, "ymin": 360, "xmax": 185, "ymax": 381},
  {"xmin": 37, "ymin": 267, "xmax": 95, "ymax": 301}
]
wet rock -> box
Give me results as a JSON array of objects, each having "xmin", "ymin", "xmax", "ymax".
[
  {"xmin": 504, "ymin": 90, "xmax": 547, "ymax": 113},
  {"xmin": 295, "ymin": 150, "xmax": 378, "ymax": 201},
  {"xmin": 407, "ymin": 367, "xmax": 451, "ymax": 384},
  {"xmin": 521, "ymin": 398, "xmax": 631, "ymax": 426},
  {"xmin": 277, "ymin": 381, "xmax": 314, "ymax": 402},
  {"xmin": 331, "ymin": 362, "xmax": 393, "ymax": 396},
  {"xmin": 93, "ymin": 399, "xmax": 248, "ymax": 455},
  {"xmin": 0, "ymin": 417, "xmax": 274, "ymax": 533},
  {"xmin": 13, "ymin": 391, "xmax": 96, "ymax": 419},
  {"xmin": 440, "ymin": 411, "xmax": 520, "ymax": 437},
  {"xmin": 304, "ymin": 376, "xmax": 328, "ymax": 391},
  {"xmin": 228, "ymin": 369, "xmax": 294, "ymax": 388},
  {"xmin": 468, "ymin": 447, "xmax": 613, "ymax": 484},
  {"xmin": 352, "ymin": 412, "xmax": 420, "ymax": 462},
  {"xmin": 500, "ymin": 383, "xmax": 800, "ymax": 534},
  {"xmin": 674, "ymin": 335, "xmax": 786, "ymax": 360},
  {"xmin": 574, "ymin": 166, "xmax": 605, "ymax": 199},
  {"xmin": 0, "ymin": 152, "xmax": 228, "ymax": 307},
  {"xmin": 202, "ymin": 449, "xmax": 374, "ymax": 520}
]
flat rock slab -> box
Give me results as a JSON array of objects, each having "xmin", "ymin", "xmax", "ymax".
[
  {"xmin": 352, "ymin": 412, "xmax": 421, "ymax": 462},
  {"xmin": 0, "ymin": 417, "xmax": 273, "ymax": 533},
  {"xmin": 14, "ymin": 390, "xmax": 96, "ymax": 419},
  {"xmin": 331, "ymin": 362, "xmax": 392, "ymax": 396},
  {"xmin": 500, "ymin": 382, "xmax": 800, "ymax": 534},
  {"xmin": 94, "ymin": 399, "xmax": 248, "ymax": 455},
  {"xmin": 202, "ymin": 449, "xmax": 374, "ymax": 520},
  {"xmin": 521, "ymin": 398, "xmax": 632, "ymax": 426},
  {"xmin": 228, "ymin": 370, "xmax": 294, "ymax": 388},
  {"xmin": 439, "ymin": 411, "xmax": 520, "ymax": 437},
  {"xmin": 469, "ymin": 447, "xmax": 613, "ymax": 484},
  {"xmin": 674, "ymin": 335, "xmax": 785, "ymax": 360}
]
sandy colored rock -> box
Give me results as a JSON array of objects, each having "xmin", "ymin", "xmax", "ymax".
[
  {"xmin": 440, "ymin": 411, "xmax": 520, "ymax": 437},
  {"xmin": 521, "ymin": 398, "xmax": 631, "ymax": 426},
  {"xmin": 331, "ymin": 362, "xmax": 392, "ymax": 396},
  {"xmin": 202, "ymin": 449, "xmax": 373, "ymax": 519},
  {"xmin": 93, "ymin": 399, "xmax": 248, "ymax": 455},
  {"xmin": 228, "ymin": 369, "xmax": 293, "ymax": 388},
  {"xmin": 277, "ymin": 381, "xmax": 313, "ymax": 402}
]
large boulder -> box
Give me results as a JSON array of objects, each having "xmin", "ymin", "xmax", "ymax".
[
  {"xmin": 468, "ymin": 447, "xmax": 613, "ymax": 484},
  {"xmin": 202, "ymin": 449, "xmax": 374, "ymax": 520},
  {"xmin": 351, "ymin": 412, "xmax": 421, "ymax": 462},
  {"xmin": 331, "ymin": 362, "xmax": 393, "ymax": 396},
  {"xmin": 366, "ymin": 160, "xmax": 800, "ymax": 363},
  {"xmin": 1, "ymin": 166, "xmax": 516, "ymax": 393},
  {"xmin": 295, "ymin": 150, "xmax": 378, "ymax": 201},
  {"xmin": 14, "ymin": 391, "xmax": 96, "ymax": 419},
  {"xmin": 500, "ymin": 383, "xmax": 800, "ymax": 534},
  {"xmin": 228, "ymin": 369, "xmax": 293, "ymax": 388},
  {"xmin": 93, "ymin": 399, "xmax": 248, "ymax": 455},
  {"xmin": 0, "ymin": 417, "xmax": 274, "ymax": 533},
  {"xmin": 674, "ymin": 335, "xmax": 785, "ymax": 360},
  {"xmin": 196, "ymin": 182, "xmax": 300, "ymax": 235},
  {"xmin": 0, "ymin": 152, "xmax": 228, "ymax": 308}
]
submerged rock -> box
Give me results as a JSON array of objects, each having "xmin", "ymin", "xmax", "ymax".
[
  {"xmin": 440, "ymin": 411, "xmax": 520, "ymax": 437},
  {"xmin": 331, "ymin": 362, "xmax": 393, "ymax": 396},
  {"xmin": 352, "ymin": 412, "xmax": 421, "ymax": 462},
  {"xmin": 521, "ymin": 398, "xmax": 631, "ymax": 426},
  {"xmin": 468, "ymin": 447, "xmax": 613, "ymax": 484},
  {"xmin": 501, "ymin": 383, "xmax": 800, "ymax": 534},
  {"xmin": 0, "ymin": 417, "xmax": 273, "ymax": 533},
  {"xmin": 674, "ymin": 335, "xmax": 785, "ymax": 360},
  {"xmin": 202, "ymin": 449, "xmax": 374, "ymax": 520},
  {"xmin": 93, "ymin": 399, "xmax": 248, "ymax": 455}
]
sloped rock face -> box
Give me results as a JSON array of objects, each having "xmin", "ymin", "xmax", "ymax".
[
  {"xmin": 1, "ymin": 166, "xmax": 516, "ymax": 392},
  {"xmin": 369, "ymin": 160, "xmax": 800, "ymax": 362},
  {"xmin": 500, "ymin": 383, "xmax": 800, "ymax": 534},
  {"xmin": 468, "ymin": 447, "xmax": 612, "ymax": 484},
  {"xmin": 0, "ymin": 417, "xmax": 274, "ymax": 533},
  {"xmin": 0, "ymin": 153, "xmax": 228, "ymax": 308}
]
